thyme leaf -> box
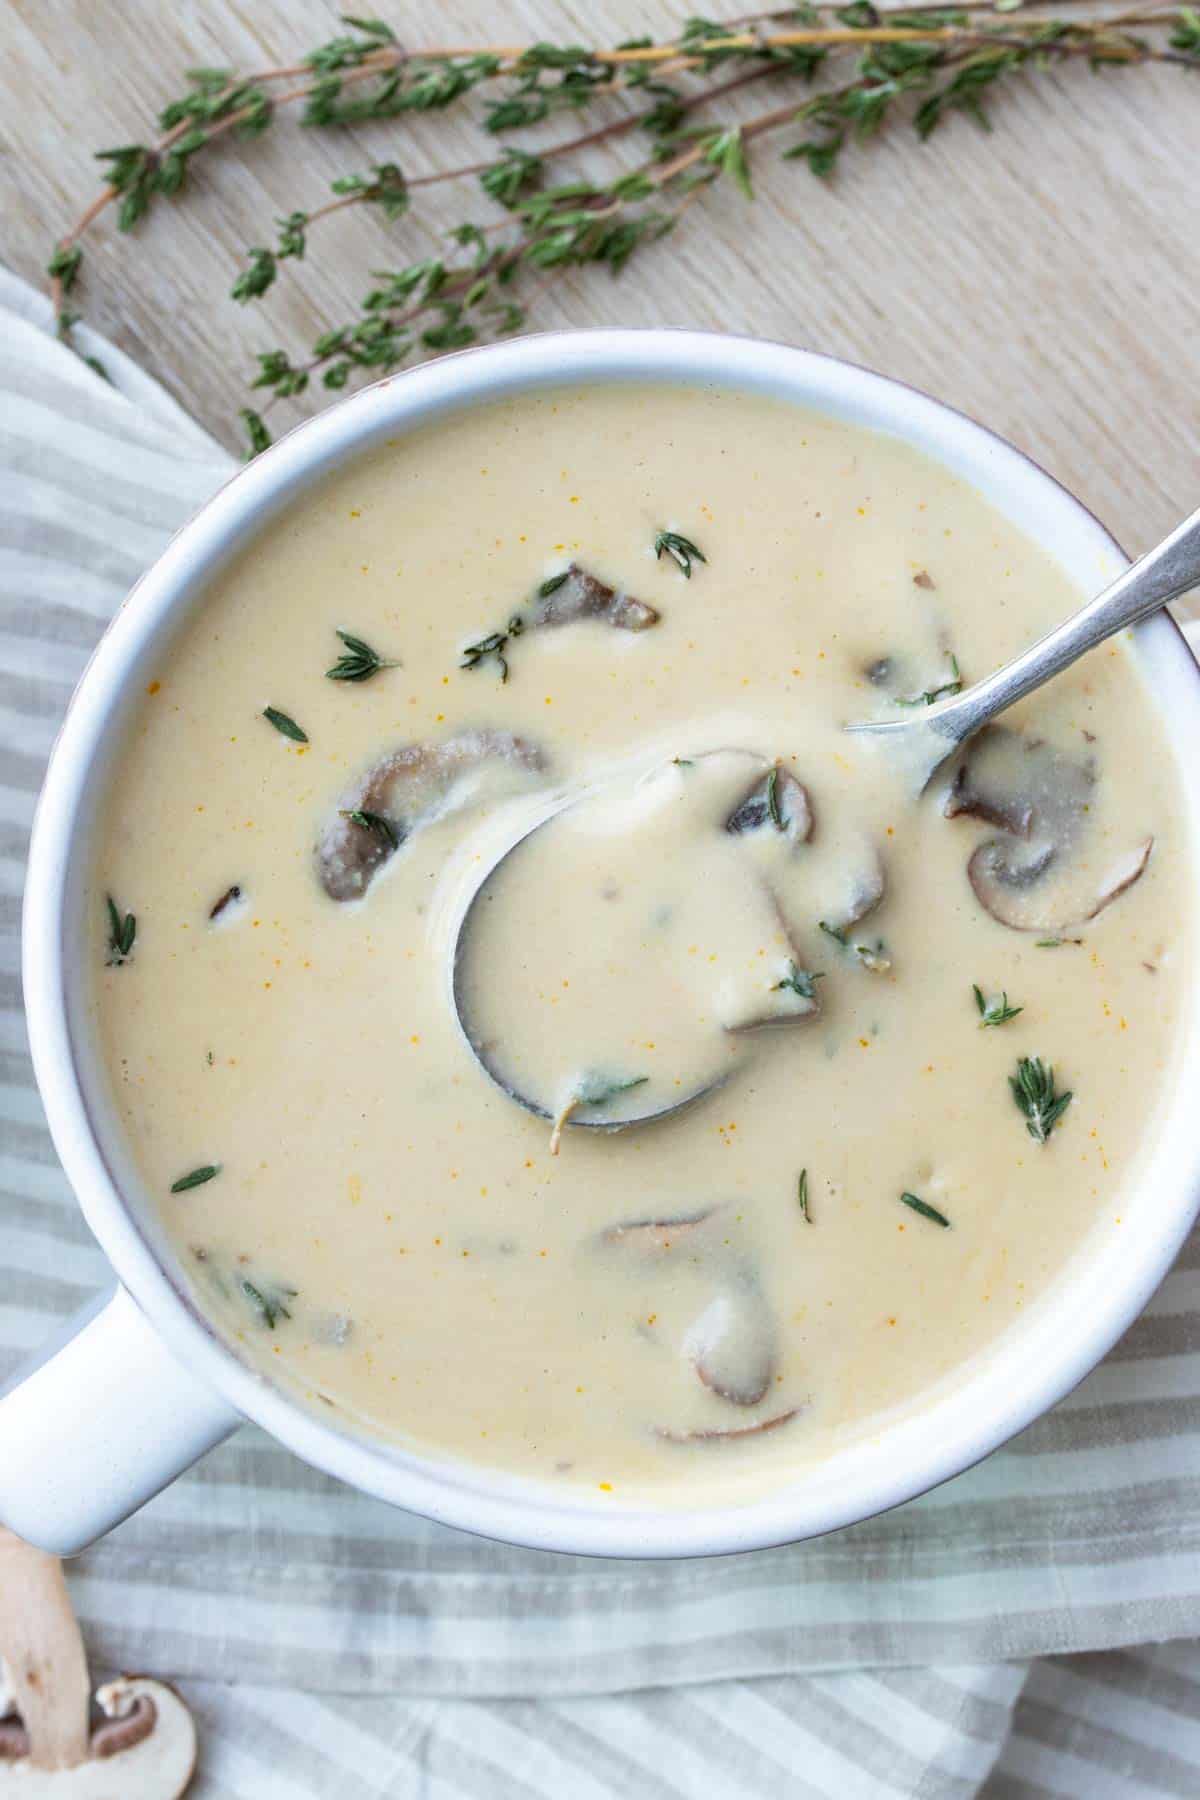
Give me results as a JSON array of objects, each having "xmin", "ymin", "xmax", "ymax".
[
  {"xmin": 1010, "ymin": 1054, "xmax": 1073, "ymax": 1143},
  {"xmin": 798, "ymin": 1167, "xmax": 812, "ymax": 1223},
  {"xmin": 339, "ymin": 807, "xmax": 399, "ymax": 847},
  {"xmin": 263, "ymin": 704, "xmax": 308, "ymax": 742},
  {"xmin": 654, "ymin": 530, "xmax": 706, "ymax": 579},
  {"xmin": 550, "ymin": 1069, "xmax": 649, "ymax": 1156},
  {"xmin": 461, "ymin": 613, "xmax": 525, "ymax": 681},
  {"xmin": 240, "ymin": 1276, "xmax": 298, "ymax": 1329},
  {"xmin": 900, "ymin": 1190, "xmax": 951, "ymax": 1228},
  {"xmin": 774, "ymin": 961, "xmax": 823, "ymax": 1000},
  {"xmin": 895, "ymin": 654, "xmax": 962, "ymax": 707},
  {"xmin": 820, "ymin": 920, "xmax": 891, "ymax": 972},
  {"xmin": 766, "ymin": 764, "xmax": 784, "ymax": 829},
  {"xmin": 538, "ymin": 571, "xmax": 569, "ymax": 597},
  {"xmin": 973, "ymin": 984, "xmax": 1023, "ymax": 1027},
  {"xmin": 855, "ymin": 940, "xmax": 891, "ymax": 974},
  {"xmin": 575, "ymin": 1071, "xmax": 650, "ymax": 1107},
  {"xmin": 326, "ymin": 628, "xmax": 397, "ymax": 681},
  {"xmin": 105, "ymin": 893, "xmax": 137, "ymax": 965},
  {"xmin": 171, "ymin": 1163, "xmax": 221, "ymax": 1194}
]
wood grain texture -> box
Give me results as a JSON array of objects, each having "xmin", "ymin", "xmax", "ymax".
[{"xmin": 0, "ymin": 0, "xmax": 1197, "ymax": 568}]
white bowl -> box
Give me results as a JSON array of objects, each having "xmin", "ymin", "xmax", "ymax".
[{"xmin": 4, "ymin": 330, "xmax": 1199, "ymax": 1557}]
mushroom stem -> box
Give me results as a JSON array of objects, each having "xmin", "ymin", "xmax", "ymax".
[{"xmin": 0, "ymin": 1531, "xmax": 90, "ymax": 1771}]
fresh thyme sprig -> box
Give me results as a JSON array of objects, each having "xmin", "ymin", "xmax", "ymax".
[
  {"xmin": 105, "ymin": 894, "xmax": 137, "ymax": 966},
  {"xmin": 240, "ymin": 1276, "xmax": 298, "ymax": 1330},
  {"xmin": 339, "ymin": 807, "xmax": 399, "ymax": 847},
  {"xmin": 654, "ymin": 530, "xmax": 708, "ymax": 578},
  {"xmin": 819, "ymin": 920, "xmax": 891, "ymax": 971},
  {"xmin": 326, "ymin": 628, "xmax": 397, "ymax": 681},
  {"xmin": 774, "ymin": 960, "xmax": 824, "ymax": 999},
  {"xmin": 43, "ymin": 9, "xmax": 1200, "ymax": 448},
  {"xmin": 550, "ymin": 1070, "xmax": 650, "ymax": 1154},
  {"xmin": 896, "ymin": 653, "xmax": 962, "ymax": 707},
  {"xmin": 973, "ymin": 983, "xmax": 1023, "ymax": 1026},
  {"xmin": 1010, "ymin": 1054, "xmax": 1073, "ymax": 1143},
  {"xmin": 461, "ymin": 614, "xmax": 525, "ymax": 681}
]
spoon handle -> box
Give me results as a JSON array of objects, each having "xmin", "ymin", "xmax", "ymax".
[{"xmin": 932, "ymin": 501, "xmax": 1200, "ymax": 746}]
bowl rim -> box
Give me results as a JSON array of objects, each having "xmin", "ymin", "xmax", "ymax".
[{"xmin": 22, "ymin": 326, "xmax": 1200, "ymax": 1558}]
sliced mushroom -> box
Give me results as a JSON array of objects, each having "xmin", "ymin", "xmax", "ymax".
[
  {"xmin": 0, "ymin": 1531, "xmax": 89, "ymax": 1772},
  {"xmin": 657, "ymin": 1407, "xmax": 799, "ymax": 1444},
  {"xmin": 598, "ymin": 1209, "xmax": 715, "ymax": 1250},
  {"xmin": 944, "ymin": 728, "xmax": 1094, "ymax": 838},
  {"xmin": 0, "ymin": 1701, "xmax": 29, "ymax": 1760},
  {"xmin": 948, "ymin": 729, "xmax": 1150, "ymax": 932},
  {"xmin": 89, "ymin": 1689, "xmax": 158, "ymax": 1760},
  {"xmin": 721, "ymin": 950, "xmax": 823, "ymax": 1033},
  {"xmin": 724, "ymin": 766, "xmax": 814, "ymax": 845},
  {"xmin": 0, "ymin": 1683, "xmax": 193, "ymax": 1792},
  {"xmin": 0, "ymin": 1532, "xmax": 196, "ymax": 1797},
  {"xmin": 317, "ymin": 728, "xmax": 545, "ymax": 902},
  {"xmin": 968, "ymin": 834, "xmax": 1153, "ymax": 932},
  {"xmin": 823, "ymin": 845, "xmax": 887, "ymax": 934},
  {"xmin": 533, "ymin": 564, "xmax": 658, "ymax": 633},
  {"xmin": 684, "ymin": 1282, "xmax": 776, "ymax": 1407}
]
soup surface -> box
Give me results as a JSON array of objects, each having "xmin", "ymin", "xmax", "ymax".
[{"xmin": 90, "ymin": 384, "xmax": 1190, "ymax": 1502}]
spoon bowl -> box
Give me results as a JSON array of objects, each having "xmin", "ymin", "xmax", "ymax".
[
  {"xmin": 447, "ymin": 749, "xmax": 782, "ymax": 1138},
  {"xmin": 449, "ymin": 814, "xmax": 731, "ymax": 1138}
]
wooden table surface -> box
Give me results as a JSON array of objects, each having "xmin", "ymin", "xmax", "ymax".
[{"xmin": 2, "ymin": 1, "xmax": 1197, "ymax": 561}]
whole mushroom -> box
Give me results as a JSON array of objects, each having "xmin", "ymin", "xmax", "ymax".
[{"xmin": 0, "ymin": 1531, "xmax": 196, "ymax": 1798}]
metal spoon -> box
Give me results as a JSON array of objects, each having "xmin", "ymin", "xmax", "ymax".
[
  {"xmin": 847, "ymin": 503, "xmax": 1200, "ymax": 778},
  {"xmin": 449, "ymin": 806, "xmax": 734, "ymax": 1138},
  {"xmin": 452, "ymin": 507, "xmax": 1200, "ymax": 1137}
]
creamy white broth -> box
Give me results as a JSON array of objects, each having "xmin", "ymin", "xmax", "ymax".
[{"xmin": 89, "ymin": 384, "xmax": 1190, "ymax": 1501}]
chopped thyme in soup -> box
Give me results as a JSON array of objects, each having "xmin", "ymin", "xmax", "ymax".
[{"xmin": 90, "ymin": 385, "xmax": 1189, "ymax": 1504}]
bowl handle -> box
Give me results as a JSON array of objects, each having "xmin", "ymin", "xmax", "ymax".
[{"xmin": 0, "ymin": 1286, "xmax": 238, "ymax": 1554}]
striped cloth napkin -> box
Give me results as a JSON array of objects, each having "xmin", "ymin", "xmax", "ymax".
[{"xmin": 3, "ymin": 265, "xmax": 1200, "ymax": 1799}]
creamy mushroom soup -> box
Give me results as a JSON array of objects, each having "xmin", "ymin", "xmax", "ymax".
[{"xmin": 89, "ymin": 384, "xmax": 1191, "ymax": 1501}]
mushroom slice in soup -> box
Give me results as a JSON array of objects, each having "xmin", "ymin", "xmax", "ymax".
[
  {"xmin": 316, "ymin": 728, "xmax": 545, "ymax": 902},
  {"xmin": 685, "ymin": 1281, "xmax": 777, "ymax": 1407},
  {"xmin": 948, "ymin": 729, "xmax": 1151, "ymax": 932},
  {"xmin": 944, "ymin": 727, "xmax": 1094, "ymax": 838},
  {"xmin": 820, "ymin": 843, "xmax": 887, "ymax": 934},
  {"xmin": 533, "ymin": 563, "xmax": 658, "ymax": 633},
  {"xmin": 657, "ymin": 1408, "xmax": 799, "ymax": 1444},
  {"xmin": 968, "ymin": 833, "xmax": 1153, "ymax": 932},
  {"xmin": 725, "ymin": 765, "xmax": 814, "ymax": 846},
  {"xmin": 598, "ymin": 1209, "xmax": 716, "ymax": 1250}
]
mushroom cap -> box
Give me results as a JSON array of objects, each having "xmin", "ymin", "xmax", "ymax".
[
  {"xmin": 685, "ymin": 1282, "xmax": 777, "ymax": 1407},
  {"xmin": 946, "ymin": 728, "xmax": 1151, "ymax": 932},
  {"xmin": 532, "ymin": 564, "xmax": 658, "ymax": 633},
  {"xmin": 968, "ymin": 834, "xmax": 1154, "ymax": 932},
  {"xmin": 724, "ymin": 766, "xmax": 814, "ymax": 845},
  {"xmin": 316, "ymin": 728, "xmax": 545, "ymax": 902},
  {"xmin": 944, "ymin": 729, "xmax": 1095, "ymax": 838},
  {"xmin": 657, "ymin": 1407, "xmax": 799, "ymax": 1444},
  {"xmin": 0, "ymin": 1678, "xmax": 196, "ymax": 1798}
]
